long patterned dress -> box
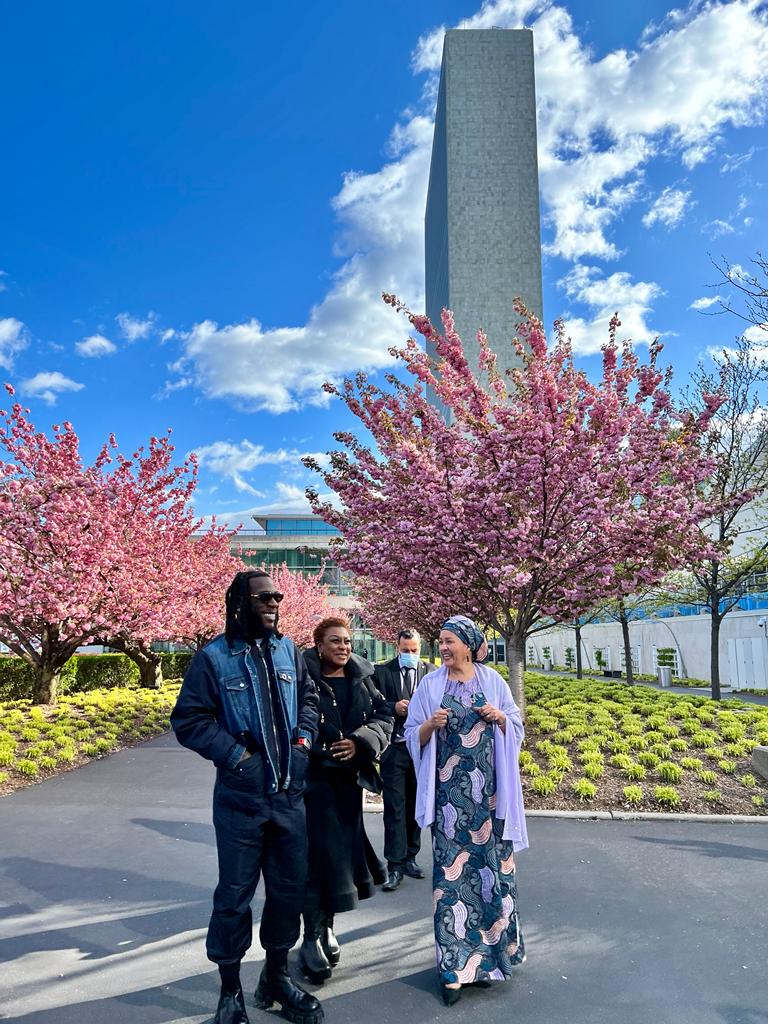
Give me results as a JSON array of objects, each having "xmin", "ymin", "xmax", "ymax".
[{"xmin": 432, "ymin": 679, "xmax": 525, "ymax": 984}]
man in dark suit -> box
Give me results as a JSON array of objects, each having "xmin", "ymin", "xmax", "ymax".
[{"xmin": 374, "ymin": 628, "xmax": 436, "ymax": 892}]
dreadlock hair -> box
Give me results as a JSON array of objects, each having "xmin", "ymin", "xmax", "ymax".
[{"xmin": 225, "ymin": 569, "xmax": 272, "ymax": 644}]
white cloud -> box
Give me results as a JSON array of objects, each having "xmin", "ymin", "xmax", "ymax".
[
  {"xmin": 744, "ymin": 324, "xmax": 768, "ymax": 343},
  {"xmin": 253, "ymin": 482, "xmax": 341, "ymax": 516},
  {"xmin": 170, "ymin": 115, "xmax": 432, "ymax": 413},
  {"xmin": 166, "ymin": 0, "xmax": 768, "ymax": 411},
  {"xmin": 20, "ymin": 371, "xmax": 84, "ymax": 405},
  {"xmin": 75, "ymin": 333, "xmax": 117, "ymax": 357},
  {"xmin": 721, "ymin": 147, "xmax": 756, "ymax": 173},
  {"xmin": 0, "ymin": 317, "xmax": 27, "ymax": 370},
  {"xmin": 702, "ymin": 218, "xmax": 736, "ymax": 238},
  {"xmin": 193, "ymin": 439, "xmax": 331, "ymax": 495},
  {"xmin": 642, "ymin": 187, "xmax": 693, "ymax": 229},
  {"xmin": 116, "ymin": 312, "xmax": 157, "ymax": 341},
  {"xmin": 689, "ymin": 295, "xmax": 722, "ymax": 311},
  {"xmin": 558, "ymin": 265, "xmax": 661, "ymax": 354}
]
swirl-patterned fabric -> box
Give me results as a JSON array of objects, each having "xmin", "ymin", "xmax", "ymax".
[{"xmin": 432, "ymin": 682, "xmax": 525, "ymax": 984}]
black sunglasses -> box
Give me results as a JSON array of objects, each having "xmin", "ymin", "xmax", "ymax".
[{"xmin": 250, "ymin": 591, "xmax": 284, "ymax": 604}]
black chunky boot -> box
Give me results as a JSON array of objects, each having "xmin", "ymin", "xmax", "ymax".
[
  {"xmin": 321, "ymin": 915, "xmax": 341, "ymax": 967},
  {"xmin": 297, "ymin": 908, "xmax": 332, "ymax": 983},
  {"xmin": 213, "ymin": 985, "xmax": 250, "ymax": 1024},
  {"xmin": 254, "ymin": 951, "xmax": 324, "ymax": 1024}
]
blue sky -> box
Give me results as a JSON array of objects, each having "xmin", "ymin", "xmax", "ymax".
[{"xmin": 2, "ymin": 0, "xmax": 767, "ymax": 526}]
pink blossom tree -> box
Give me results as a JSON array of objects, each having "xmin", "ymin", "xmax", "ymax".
[
  {"xmin": 0, "ymin": 387, "xmax": 122, "ymax": 703},
  {"xmin": 174, "ymin": 526, "xmax": 245, "ymax": 650},
  {"xmin": 305, "ymin": 297, "xmax": 722, "ymax": 711}
]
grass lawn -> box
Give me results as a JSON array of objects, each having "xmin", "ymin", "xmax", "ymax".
[
  {"xmin": 0, "ymin": 683, "xmax": 181, "ymax": 798},
  {"xmin": 1, "ymin": 673, "xmax": 767, "ymax": 816},
  {"xmin": 522, "ymin": 672, "xmax": 768, "ymax": 815}
]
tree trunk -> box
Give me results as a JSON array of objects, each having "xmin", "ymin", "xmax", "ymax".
[
  {"xmin": 575, "ymin": 622, "xmax": 583, "ymax": 679},
  {"xmin": 32, "ymin": 662, "xmax": 61, "ymax": 705},
  {"xmin": 108, "ymin": 637, "xmax": 164, "ymax": 689},
  {"xmin": 619, "ymin": 602, "xmax": 634, "ymax": 686},
  {"xmin": 711, "ymin": 611, "xmax": 722, "ymax": 702},
  {"xmin": 506, "ymin": 632, "xmax": 526, "ymax": 717}
]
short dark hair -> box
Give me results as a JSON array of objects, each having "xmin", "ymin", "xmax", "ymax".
[
  {"xmin": 313, "ymin": 616, "xmax": 350, "ymax": 648},
  {"xmin": 397, "ymin": 628, "xmax": 421, "ymax": 643}
]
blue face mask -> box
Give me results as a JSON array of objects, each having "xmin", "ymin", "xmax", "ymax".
[{"xmin": 399, "ymin": 652, "xmax": 419, "ymax": 670}]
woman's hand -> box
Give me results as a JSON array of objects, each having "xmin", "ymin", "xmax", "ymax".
[
  {"xmin": 430, "ymin": 708, "xmax": 450, "ymax": 730},
  {"xmin": 419, "ymin": 707, "xmax": 449, "ymax": 746},
  {"xmin": 330, "ymin": 737, "xmax": 357, "ymax": 762},
  {"xmin": 477, "ymin": 703, "xmax": 506, "ymax": 731}
]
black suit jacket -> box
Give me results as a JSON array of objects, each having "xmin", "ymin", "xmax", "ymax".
[{"xmin": 374, "ymin": 656, "xmax": 437, "ymax": 721}]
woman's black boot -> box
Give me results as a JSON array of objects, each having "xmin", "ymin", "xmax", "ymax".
[
  {"xmin": 255, "ymin": 950, "xmax": 324, "ymax": 1024},
  {"xmin": 298, "ymin": 909, "xmax": 333, "ymax": 984},
  {"xmin": 321, "ymin": 915, "xmax": 341, "ymax": 967}
]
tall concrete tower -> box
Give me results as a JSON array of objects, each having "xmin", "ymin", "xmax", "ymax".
[{"xmin": 425, "ymin": 29, "xmax": 543, "ymax": 379}]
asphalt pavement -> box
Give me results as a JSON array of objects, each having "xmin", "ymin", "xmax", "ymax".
[{"xmin": 1, "ymin": 733, "xmax": 767, "ymax": 1024}]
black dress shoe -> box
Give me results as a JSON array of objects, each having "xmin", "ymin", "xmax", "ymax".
[
  {"xmin": 382, "ymin": 868, "xmax": 403, "ymax": 892},
  {"xmin": 439, "ymin": 983, "xmax": 462, "ymax": 1006},
  {"xmin": 254, "ymin": 964, "xmax": 324, "ymax": 1024},
  {"xmin": 403, "ymin": 859, "xmax": 424, "ymax": 879},
  {"xmin": 214, "ymin": 986, "xmax": 250, "ymax": 1024}
]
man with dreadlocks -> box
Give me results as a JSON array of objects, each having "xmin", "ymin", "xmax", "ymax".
[{"xmin": 171, "ymin": 570, "xmax": 323, "ymax": 1024}]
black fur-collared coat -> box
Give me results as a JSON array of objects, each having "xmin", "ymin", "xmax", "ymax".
[{"xmin": 302, "ymin": 649, "xmax": 393, "ymax": 913}]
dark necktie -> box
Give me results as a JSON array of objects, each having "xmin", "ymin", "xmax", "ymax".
[{"xmin": 402, "ymin": 667, "xmax": 414, "ymax": 698}]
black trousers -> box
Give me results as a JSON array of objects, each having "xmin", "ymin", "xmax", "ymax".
[
  {"xmin": 380, "ymin": 741, "xmax": 421, "ymax": 869},
  {"xmin": 207, "ymin": 778, "xmax": 307, "ymax": 965}
]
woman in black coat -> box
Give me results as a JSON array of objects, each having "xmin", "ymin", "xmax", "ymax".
[{"xmin": 299, "ymin": 616, "xmax": 393, "ymax": 984}]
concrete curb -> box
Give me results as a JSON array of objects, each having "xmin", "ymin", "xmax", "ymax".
[{"xmin": 526, "ymin": 808, "xmax": 768, "ymax": 824}]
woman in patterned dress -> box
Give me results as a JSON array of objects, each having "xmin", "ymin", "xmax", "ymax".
[{"xmin": 404, "ymin": 615, "xmax": 528, "ymax": 1006}]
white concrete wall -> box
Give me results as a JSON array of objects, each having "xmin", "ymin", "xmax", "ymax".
[{"xmin": 533, "ymin": 608, "xmax": 768, "ymax": 690}]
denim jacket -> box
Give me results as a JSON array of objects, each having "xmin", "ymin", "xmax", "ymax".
[{"xmin": 170, "ymin": 632, "xmax": 319, "ymax": 794}]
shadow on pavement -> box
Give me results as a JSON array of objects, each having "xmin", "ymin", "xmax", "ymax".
[
  {"xmin": 631, "ymin": 835, "xmax": 768, "ymax": 862},
  {"xmin": 130, "ymin": 818, "xmax": 216, "ymax": 846},
  {"xmin": 0, "ymin": 970, "xmax": 218, "ymax": 1024},
  {"xmin": 0, "ymin": 857, "xmax": 211, "ymax": 962}
]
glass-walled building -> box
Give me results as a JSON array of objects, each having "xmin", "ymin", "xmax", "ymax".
[{"xmin": 237, "ymin": 514, "xmax": 352, "ymax": 597}]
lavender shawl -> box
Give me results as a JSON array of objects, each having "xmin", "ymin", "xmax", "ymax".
[{"xmin": 404, "ymin": 664, "xmax": 529, "ymax": 850}]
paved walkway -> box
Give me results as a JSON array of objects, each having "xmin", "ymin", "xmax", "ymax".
[{"xmin": 1, "ymin": 733, "xmax": 767, "ymax": 1024}]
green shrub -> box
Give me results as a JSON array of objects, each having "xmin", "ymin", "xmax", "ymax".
[
  {"xmin": 623, "ymin": 785, "xmax": 643, "ymax": 805},
  {"xmin": 531, "ymin": 775, "xmax": 558, "ymax": 797},
  {"xmin": 521, "ymin": 761, "xmax": 541, "ymax": 777},
  {"xmin": 571, "ymin": 778, "xmax": 597, "ymax": 801},
  {"xmin": 680, "ymin": 757, "xmax": 703, "ymax": 770},
  {"xmin": 637, "ymin": 752, "xmax": 661, "ymax": 769},
  {"xmin": 752, "ymin": 795, "xmax": 765, "ymax": 808},
  {"xmin": 703, "ymin": 789, "xmax": 722, "ymax": 803},
  {"xmin": 654, "ymin": 785, "xmax": 681, "ymax": 807},
  {"xmin": 17, "ymin": 759, "xmax": 39, "ymax": 775},
  {"xmin": 624, "ymin": 762, "xmax": 646, "ymax": 781},
  {"xmin": 739, "ymin": 774, "xmax": 757, "ymax": 787},
  {"xmin": 697, "ymin": 769, "xmax": 718, "ymax": 784},
  {"xmin": 668, "ymin": 739, "xmax": 688, "ymax": 752},
  {"xmin": 583, "ymin": 762, "xmax": 604, "ymax": 780},
  {"xmin": 657, "ymin": 762, "xmax": 683, "ymax": 783},
  {"xmin": 717, "ymin": 760, "xmax": 737, "ymax": 774}
]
